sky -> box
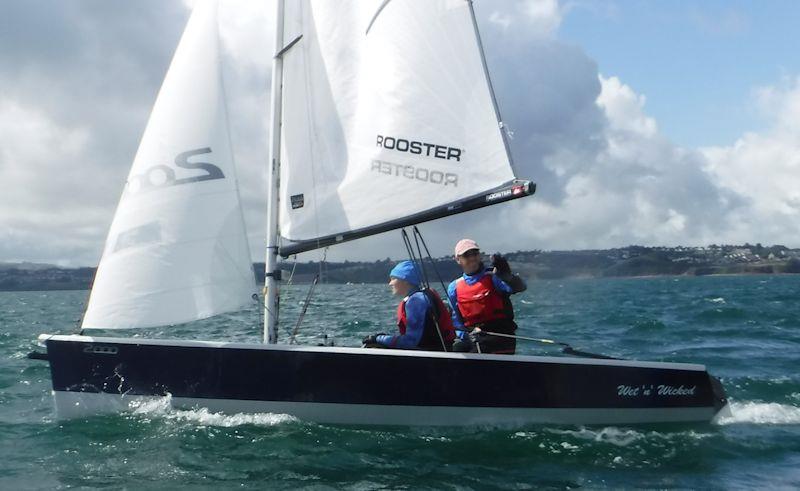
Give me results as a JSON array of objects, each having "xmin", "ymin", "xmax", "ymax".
[
  {"xmin": 557, "ymin": 0, "xmax": 800, "ymax": 147},
  {"xmin": 1, "ymin": 0, "xmax": 799, "ymax": 266}
]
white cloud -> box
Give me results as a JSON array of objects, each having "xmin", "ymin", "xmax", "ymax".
[
  {"xmin": 505, "ymin": 74, "xmax": 739, "ymax": 250},
  {"xmin": 702, "ymin": 77, "xmax": 800, "ymax": 244},
  {"xmin": 0, "ymin": 100, "xmax": 107, "ymax": 264},
  {"xmin": 0, "ymin": 0, "xmax": 798, "ymax": 267},
  {"xmin": 0, "ymin": 1, "xmax": 190, "ymax": 265},
  {"xmin": 596, "ymin": 76, "xmax": 657, "ymax": 138},
  {"xmin": 521, "ymin": 0, "xmax": 563, "ymax": 36},
  {"xmin": 487, "ymin": 0, "xmax": 563, "ymax": 37}
]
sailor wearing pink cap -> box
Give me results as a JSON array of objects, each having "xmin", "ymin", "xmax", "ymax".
[{"xmin": 447, "ymin": 239, "xmax": 526, "ymax": 354}]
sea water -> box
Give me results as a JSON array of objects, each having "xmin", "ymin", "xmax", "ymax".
[{"xmin": 1, "ymin": 275, "xmax": 799, "ymax": 489}]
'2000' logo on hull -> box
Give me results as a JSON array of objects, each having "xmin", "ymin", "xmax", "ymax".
[{"xmin": 127, "ymin": 147, "xmax": 225, "ymax": 194}]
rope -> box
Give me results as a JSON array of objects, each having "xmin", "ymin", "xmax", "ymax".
[{"xmin": 480, "ymin": 330, "xmax": 618, "ymax": 360}]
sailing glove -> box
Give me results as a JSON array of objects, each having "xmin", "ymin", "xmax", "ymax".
[
  {"xmin": 491, "ymin": 254, "xmax": 512, "ymax": 275},
  {"xmin": 468, "ymin": 327, "xmax": 483, "ymax": 345},
  {"xmin": 362, "ymin": 333, "xmax": 385, "ymax": 347}
]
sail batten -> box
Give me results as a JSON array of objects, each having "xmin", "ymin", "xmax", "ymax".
[
  {"xmin": 277, "ymin": 0, "xmax": 533, "ymax": 255},
  {"xmin": 82, "ymin": 0, "xmax": 256, "ymax": 330}
]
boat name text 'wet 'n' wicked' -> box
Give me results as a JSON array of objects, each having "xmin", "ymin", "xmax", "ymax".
[{"xmin": 617, "ymin": 384, "xmax": 697, "ymax": 397}]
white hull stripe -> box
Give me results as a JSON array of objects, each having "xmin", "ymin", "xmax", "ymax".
[{"xmin": 52, "ymin": 391, "xmax": 722, "ymax": 426}]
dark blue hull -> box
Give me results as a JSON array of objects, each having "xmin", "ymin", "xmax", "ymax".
[{"xmin": 38, "ymin": 334, "xmax": 728, "ymax": 425}]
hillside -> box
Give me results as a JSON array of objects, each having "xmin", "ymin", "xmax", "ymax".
[{"xmin": 2, "ymin": 244, "xmax": 799, "ymax": 291}]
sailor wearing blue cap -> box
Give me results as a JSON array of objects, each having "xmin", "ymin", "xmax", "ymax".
[{"xmin": 363, "ymin": 260, "xmax": 455, "ymax": 351}]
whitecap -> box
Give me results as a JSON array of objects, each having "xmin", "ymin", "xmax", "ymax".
[
  {"xmin": 167, "ymin": 408, "xmax": 297, "ymax": 427},
  {"xmin": 715, "ymin": 401, "xmax": 800, "ymax": 425},
  {"xmin": 544, "ymin": 426, "xmax": 712, "ymax": 446},
  {"xmin": 543, "ymin": 427, "xmax": 644, "ymax": 447},
  {"xmin": 706, "ymin": 297, "xmax": 726, "ymax": 304},
  {"xmin": 127, "ymin": 393, "xmax": 297, "ymax": 427},
  {"xmin": 129, "ymin": 393, "xmax": 173, "ymax": 414}
]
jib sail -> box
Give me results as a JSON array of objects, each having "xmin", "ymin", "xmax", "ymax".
[{"xmin": 82, "ymin": 0, "xmax": 256, "ymax": 330}]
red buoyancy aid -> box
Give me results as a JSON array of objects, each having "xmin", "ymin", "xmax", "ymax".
[
  {"xmin": 397, "ymin": 288, "xmax": 456, "ymax": 350},
  {"xmin": 454, "ymin": 274, "xmax": 512, "ymax": 327}
]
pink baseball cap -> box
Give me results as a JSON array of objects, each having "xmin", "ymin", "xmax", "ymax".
[{"xmin": 454, "ymin": 238, "xmax": 480, "ymax": 257}]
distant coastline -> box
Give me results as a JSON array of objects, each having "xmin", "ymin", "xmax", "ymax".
[{"xmin": 2, "ymin": 244, "xmax": 799, "ymax": 292}]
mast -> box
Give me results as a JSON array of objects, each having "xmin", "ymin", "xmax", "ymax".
[{"xmin": 264, "ymin": 0, "xmax": 286, "ymax": 344}]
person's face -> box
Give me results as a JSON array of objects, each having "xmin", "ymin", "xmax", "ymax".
[
  {"xmin": 388, "ymin": 277, "xmax": 412, "ymax": 297},
  {"xmin": 456, "ymin": 249, "xmax": 482, "ymax": 274}
]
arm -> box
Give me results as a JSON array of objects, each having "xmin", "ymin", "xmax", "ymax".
[
  {"xmin": 377, "ymin": 293, "xmax": 428, "ymax": 348},
  {"xmin": 490, "ymin": 254, "xmax": 526, "ymax": 293},
  {"xmin": 447, "ymin": 280, "xmax": 468, "ymax": 339},
  {"xmin": 492, "ymin": 272, "xmax": 526, "ymax": 294}
]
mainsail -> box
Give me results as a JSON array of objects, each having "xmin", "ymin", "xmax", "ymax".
[
  {"xmin": 277, "ymin": 0, "xmax": 533, "ymax": 256},
  {"xmin": 82, "ymin": 0, "xmax": 256, "ymax": 329}
]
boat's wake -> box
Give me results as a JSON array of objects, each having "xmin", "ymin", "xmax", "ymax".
[
  {"xmin": 715, "ymin": 400, "xmax": 800, "ymax": 425},
  {"xmin": 127, "ymin": 394, "xmax": 298, "ymax": 428},
  {"xmin": 167, "ymin": 407, "xmax": 298, "ymax": 427},
  {"xmin": 119, "ymin": 393, "xmax": 800, "ymax": 429}
]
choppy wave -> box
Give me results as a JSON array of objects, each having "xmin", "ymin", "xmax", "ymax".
[
  {"xmin": 5, "ymin": 279, "xmax": 800, "ymax": 488},
  {"xmin": 695, "ymin": 306, "xmax": 748, "ymax": 321},
  {"xmin": 535, "ymin": 426, "xmax": 712, "ymax": 446},
  {"xmin": 716, "ymin": 401, "xmax": 800, "ymax": 425}
]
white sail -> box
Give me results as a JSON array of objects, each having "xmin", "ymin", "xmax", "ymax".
[
  {"xmin": 278, "ymin": 0, "xmax": 530, "ymax": 255},
  {"xmin": 82, "ymin": 0, "xmax": 256, "ymax": 330}
]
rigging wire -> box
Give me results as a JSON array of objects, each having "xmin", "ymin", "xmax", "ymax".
[
  {"xmin": 319, "ymin": 247, "xmax": 330, "ymax": 343},
  {"xmin": 74, "ymin": 267, "xmax": 103, "ymax": 335},
  {"xmin": 289, "ymin": 274, "xmax": 320, "ymax": 344},
  {"xmin": 409, "ymin": 226, "xmax": 473, "ymax": 351},
  {"xmin": 319, "ymin": 247, "xmax": 328, "ymax": 284},
  {"xmin": 286, "ymin": 254, "xmax": 299, "ymax": 285},
  {"xmin": 400, "ymin": 228, "xmax": 448, "ymax": 351},
  {"xmin": 412, "ymin": 226, "xmax": 455, "ymax": 310},
  {"xmin": 286, "ymin": 247, "xmax": 329, "ymax": 343}
]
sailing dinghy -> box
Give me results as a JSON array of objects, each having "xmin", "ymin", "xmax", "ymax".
[{"xmin": 32, "ymin": 0, "xmax": 729, "ymax": 425}]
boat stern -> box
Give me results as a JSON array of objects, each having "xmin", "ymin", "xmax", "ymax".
[{"xmin": 709, "ymin": 374, "xmax": 732, "ymax": 421}]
